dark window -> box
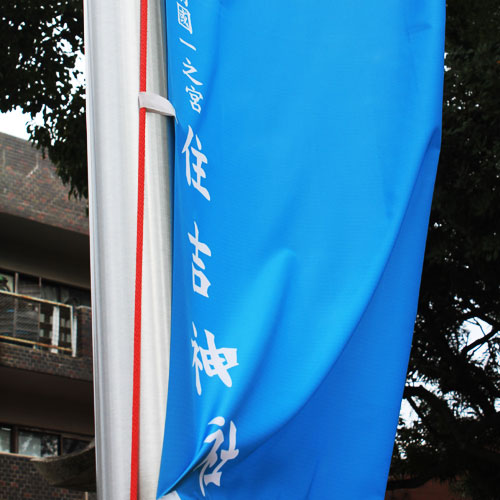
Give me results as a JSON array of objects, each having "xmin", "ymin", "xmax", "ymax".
[
  {"xmin": 62, "ymin": 437, "xmax": 89, "ymax": 455},
  {"xmin": 17, "ymin": 274, "xmax": 41, "ymax": 298},
  {"xmin": 59, "ymin": 306, "xmax": 73, "ymax": 347},
  {"xmin": 42, "ymin": 280, "xmax": 91, "ymax": 308}
]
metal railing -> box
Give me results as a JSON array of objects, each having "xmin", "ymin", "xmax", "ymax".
[{"xmin": 0, "ymin": 290, "xmax": 77, "ymax": 356}]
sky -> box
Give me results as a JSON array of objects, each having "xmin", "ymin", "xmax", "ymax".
[{"xmin": 0, "ymin": 109, "xmax": 30, "ymax": 140}]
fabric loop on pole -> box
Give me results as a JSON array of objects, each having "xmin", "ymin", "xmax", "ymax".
[{"xmin": 139, "ymin": 91, "xmax": 176, "ymax": 117}]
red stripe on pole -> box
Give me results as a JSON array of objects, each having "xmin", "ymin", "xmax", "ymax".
[{"xmin": 130, "ymin": 0, "xmax": 148, "ymax": 497}]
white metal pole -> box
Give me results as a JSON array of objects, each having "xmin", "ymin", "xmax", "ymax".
[{"xmin": 84, "ymin": 0, "xmax": 172, "ymax": 498}]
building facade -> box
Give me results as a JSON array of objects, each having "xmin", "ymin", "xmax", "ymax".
[{"xmin": 0, "ymin": 132, "xmax": 94, "ymax": 500}]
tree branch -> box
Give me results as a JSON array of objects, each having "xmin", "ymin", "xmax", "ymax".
[
  {"xmin": 403, "ymin": 386, "xmax": 454, "ymax": 421},
  {"xmin": 461, "ymin": 328, "xmax": 499, "ymax": 356}
]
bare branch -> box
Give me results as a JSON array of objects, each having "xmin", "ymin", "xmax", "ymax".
[
  {"xmin": 404, "ymin": 386, "xmax": 454, "ymax": 420},
  {"xmin": 461, "ymin": 329, "xmax": 499, "ymax": 356}
]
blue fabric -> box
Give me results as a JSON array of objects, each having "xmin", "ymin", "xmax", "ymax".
[{"xmin": 157, "ymin": 1, "xmax": 445, "ymax": 498}]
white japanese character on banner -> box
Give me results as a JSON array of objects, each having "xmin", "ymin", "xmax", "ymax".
[
  {"xmin": 191, "ymin": 322, "xmax": 238, "ymax": 395},
  {"xmin": 183, "ymin": 57, "xmax": 203, "ymax": 86},
  {"xmin": 196, "ymin": 417, "xmax": 239, "ymax": 496},
  {"xmin": 179, "ymin": 37, "xmax": 197, "ymax": 51},
  {"xmin": 188, "ymin": 221, "xmax": 211, "ymax": 297},
  {"xmin": 182, "ymin": 126, "xmax": 210, "ymax": 200},
  {"xmin": 185, "ymin": 85, "xmax": 204, "ymax": 113},
  {"xmin": 177, "ymin": 3, "xmax": 192, "ymax": 33}
]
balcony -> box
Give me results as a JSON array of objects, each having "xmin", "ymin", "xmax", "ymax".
[{"xmin": 0, "ymin": 290, "xmax": 78, "ymax": 356}]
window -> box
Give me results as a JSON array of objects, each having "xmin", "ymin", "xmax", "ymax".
[
  {"xmin": 62, "ymin": 436, "xmax": 89, "ymax": 455},
  {"xmin": 18, "ymin": 430, "xmax": 59, "ymax": 458},
  {"xmin": 0, "ymin": 268, "xmax": 91, "ymax": 307},
  {"xmin": 0, "ymin": 272, "xmax": 14, "ymax": 293},
  {"xmin": 17, "ymin": 274, "xmax": 41, "ymax": 298},
  {"xmin": 0, "ymin": 424, "xmax": 91, "ymax": 458},
  {"xmin": 59, "ymin": 306, "xmax": 73, "ymax": 348},
  {"xmin": 0, "ymin": 426, "xmax": 11, "ymax": 453},
  {"xmin": 0, "ymin": 269, "xmax": 90, "ymax": 355}
]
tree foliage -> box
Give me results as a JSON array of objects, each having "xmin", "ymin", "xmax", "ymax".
[
  {"xmin": 389, "ymin": 1, "xmax": 500, "ymax": 498},
  {"xmin": 0, "ymin": 1, "xmax": 86, "ymax": 198},
  {"xmin": 1, "ymin": 1, "xmax": 499, "ymax": 498}
]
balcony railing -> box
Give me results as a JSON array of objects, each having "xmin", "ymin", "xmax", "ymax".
[{"xmin": 0, "ymin": 290, "xmax": 77, "ymax": 356}]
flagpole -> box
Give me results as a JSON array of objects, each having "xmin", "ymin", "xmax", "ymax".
[{"xmin": 84, "ymin": 0, "xmax": 172, "ymax": 497}]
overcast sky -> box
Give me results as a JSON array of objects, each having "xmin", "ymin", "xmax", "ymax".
[{"xmin": 0, "ymin": 109, "xmax": 30, "ymax": 140}]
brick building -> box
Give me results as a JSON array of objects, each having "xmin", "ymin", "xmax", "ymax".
[{"xmin": 0, "ymin": 132, "xmax": 95, "ymax": 500}]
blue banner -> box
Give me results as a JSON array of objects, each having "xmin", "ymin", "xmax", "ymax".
[{"xmin": 158, "ymin": 1, "xmax": 445, "ymax": 498}]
